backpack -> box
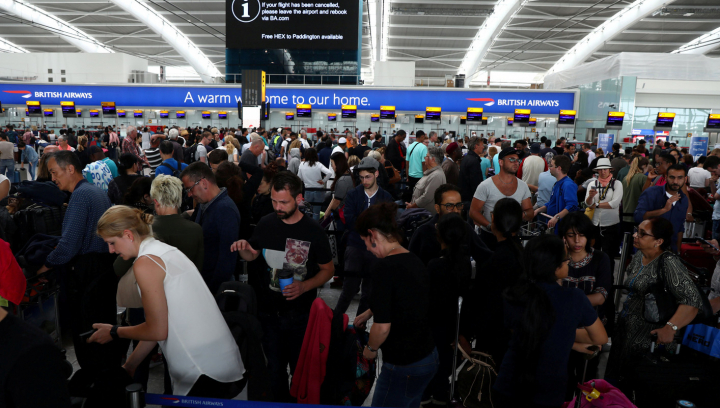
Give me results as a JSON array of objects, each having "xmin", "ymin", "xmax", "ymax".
[
  {"xmin": 159, "ymin": 161, "xmax": 182, "ymax": 178},
  {"xmin": 184, "ymin": 143, "xmax": 198, "ymax": 164}
]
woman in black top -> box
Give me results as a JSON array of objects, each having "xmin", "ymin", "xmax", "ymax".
[
  {"xmin": 569, "ymin": 150, "xmax": 588, "ymax": 182},
  {"xmin": 251, "ymin": 163, "xmax": 279, "ymax": 226},
  {"xmin": 558, "ymin": 212, "xmax": 612, "ymax": 399},
  {"xmin": 459, "ymin": 198, "xmax": 523, "ymax": 365},
  {"xmin": 494, "ymin": 235, "xmax": 607, "ymax": 408},
  {"xmin": 353, "ymin": 202, "xmax": 438, "ymax": 408},
  {"xmin": 215, "ymin": 161, "xmax": 263, "ymax": 240},
  {"xmin": 108, "ymin": 153, "xmax": 145, "ymax": 205},
  {"xmin": 423, "ymin": 213, "xmax": 472, "ymax": 405}
]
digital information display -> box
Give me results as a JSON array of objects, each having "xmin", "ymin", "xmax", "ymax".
[
  {"xmin": 89, "ymin": 110, "xmax": 99, "ymax": 117},
  {"xmin": 466, "ymin": 107, "xmax": 483, "ymax": 122},
  {"xmin": 43, "ymin": 109, "xmax": 54, "ymax": 117},
  {"xmin": 134, "ymin": 110, "xmax": 143, "ymax": 118},
  {"xmin": 285, "ymin": 113, "xmax": 294, "ymax": 120},
  {"xmin": 415, "ymin": 115, "xmax": 423, "ymax": 124},
  {"xmin": 61, "ymin": 101, "xmax": 76, "ymax": 117},
  {"xmin": 24, "ymin": 109, "xmax": 28, "ymax": 116},
  {"xmin": 160, "ymin": 111, "xmax": 169, "ymax": 118},
  {"xmin": 513, "ymin": 109, "xmax": 530, "ymax": 125},
  {"xmin": 655, "ymin": 112, "xmax": 675, "ymax": 128},
  {"xmin": 529, "ymin": 118, "xmax": 537, "ymax": 126},
  {"xmin": 460, "ymin": 116, "xmax": 466, "ymax": 125},
  {"xmin": 117, "ymin": 110, "xmax": 127, "ymax": 118},
  {"xmin": 226, "ymin": 0, "xmax": 360, "ymax": 50},
  {"xmin": 176, "ymin": 111, "xmax": 186, "ymax": 119},
  {"xmin": 202, "ymin": 111, "xmax": 212, "ymax": 119},
  {"xmin": 296, "ymin": 103, "xmax": 312, "ymax": 118},
  {"xmin": 379, "ymin": 105, "xmax": 395, "ymax": 121},
  {"xmin": 425, "ymin": 107, "xmax": 441, "ymax": 121},
  {"xmin": 101, "ymin": 102, "xmax": 116, "ymax": 115},
  {"xmin": 706, "ymin": 114, "xmax": 720, "ymax": 130},
  {"xmin": 77, "ymin": 111, "xmax": 83, "ymax": 117},
  {"xmin": 370, "ymin": 114, "xmax": 379, "ymax": 123},
  {"xmin": 327, "ymin": 113, "xmax": 337, "ymax": 121},
  {"xmin": 263, "ymin": 104, "xmax": 269, "ymax": 120},
  {"xmin": 219, "ymin": 112, "xmax": 228, "ymax": 119},
  {"xmin": 558, "ymin": 110, "xmax": 576, "ymax": 126},
  {"xmin": 507, "ymin": 118, "xmax": 513, "ymax": 126},
  {"xmin": 341, "ymin": 104, "xmax": 357, "ymax": 119},
  {"xmin": 606, "ymin": 111, "xmax": 625, "ymax": 128},
  {"xmin": 26, "ymin": 101, "xmax": 42, "ymax": 116},
  {"xmin": 482, "ymin": 116, "xmax": 488, "ymax": 125}
]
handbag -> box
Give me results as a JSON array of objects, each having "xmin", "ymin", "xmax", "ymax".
[
  {"xmin": 644, "ymin": 253, "xmax": 681, "ymax": 323},
  {"xmin": 116, "ymin": 266, "xmax": 143, "ymax": 309},
  {"xmin": 561, "ymin": 379, "xmax": 637, "ymax": 408},
  {"xmin": 456, "ymin": 347, "xmax": 497, "ymax": 408}
]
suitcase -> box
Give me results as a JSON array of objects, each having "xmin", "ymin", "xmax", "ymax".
[
  {"xmin": 679, "ymin": 242, "xmax": 716, "ymax": 278},
  {"xmin": 11, "ymin": 274, "xmax": 62, "ymax": 348}
]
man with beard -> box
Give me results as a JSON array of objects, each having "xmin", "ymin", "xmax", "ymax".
[
  {"xmin": 231, "ymin": 171, "xmax": 334, "ymax": 402},
  {"xmin": 180, "ymin": 162, "xmax": 240, "ymax": 294},
  {"xmin": 635, "ymin": 164, "xmax": 690, "ymax": 252},
  {"xmin": 336, "ymin": 157, "xmax": 394, "ymax": 316},
  {"xmin": 470, "ymin": 147, "xmax": 534, "ymax": 250}
]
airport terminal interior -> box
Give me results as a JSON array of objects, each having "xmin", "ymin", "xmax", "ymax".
[{"xmin": 2, "ymin": 1, "xmax": 720, "ymax": 408}]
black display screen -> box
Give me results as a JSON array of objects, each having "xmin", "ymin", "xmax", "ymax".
[
  {"xmin": 27, "ymin": 103, "xmax": 42, "ymax": 116},
  {"xmin": 528, "ymin": 119, "xmax": 536, "ymax": 126},
  {"xmin": 606, "ymin": 112, "xmax": 624, "ymax": 127},
  {"xmin": 202, "ymin": 113, "xmax": 211, "ymax": 119},
  {"xmin": 160, "ymin": 112, "xmax": 169, "ymax": 118},
  {"xmin": 176, "ymin": 112, "xmax": 186, "ymax": 118},
  {"xmin": 707, "ymin": 114, "xmax": 720, "ymax": 129},
  {"xmin": 415, "ymin": 116, "xmax": 423, "ymax": 124},
  {"xmin": 43, "ymin": 109, "xmax": 54, "ymax": 117},
  {"xmin": 558, "ymin": 111, "xmax": 576, "ymax": 125},
  {"xmin": 655, "ymin": 113, "xmax": 675, "ymax": 128},
  {"xmin": 226, "ymin": 0, "xmax": 360, "ymax": 50},
  {"xmin": 61, "ymin": 102, "xmax": 76, "ymax": 117},
  {"xmin": 286, "ymin": 113, "xmax": 294, "ymax": 120},
  {"xmin": 90, "ymin": 111, "xmax": 99, "ymax": 117},
  {"xmin": 425, "ymin": 109, "xmax": 441, "ymax": 121},
  {"xmin": 328, "ymin": 114, "xmax": 337, "ymax": 122},
  {"xmin": 117, "ymin": 111, "xmax": 126, "ymax": 118},
  {"xmin": 371, "ymin": 116, "xmax": 379, "ymax": 122},
  {"xmin": 460, "ymin": 118, "xmax": 466, "ymax": 125},
  {"xmin": 507, "ymin": 119, "xmax": 513, "ymax": 126},
  {"xmin": 466, "ymin": 111, "xmax": 483, "ymax": 122},
  {"xmin": 513, "ymin": 110, "xmax": 530, "ymax": 124},
  {"xmin": 296, "ymin": 105, "xmax": 312, "ymax": 118},
  {"xmin": 341, "ymin": 108, "xmax": 357, "ymax": 119},
  {"xmin": 379, "ymin": 107, "xmax": 395, "ymax": 120},
  {"xmin": 101, "ymin": 102, "xmax": 116, "ymax": 115},
  {"xmin": 77, "ymin": 111, "xmax": 83, "ymax": 117},
  {"xmin": 219, "ymin": 113, "xmax": 227, "ymax": 119},
  {"xmin": 134, "ymin": 111, "xmax": 143, "ymax": 118}
]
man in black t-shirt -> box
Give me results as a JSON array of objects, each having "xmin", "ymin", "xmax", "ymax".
[
  {"xmin": 232, "ymin": 172, "xmax": 333, "ymax": 402},
  {"xmin": 539, "ymin": 139, "xmax": 556, "ymax": 166}
]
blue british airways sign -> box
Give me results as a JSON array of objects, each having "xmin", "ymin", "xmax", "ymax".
[{"xmin": 0, "ymin": 83, "xmax": 575, "ymax": 114}]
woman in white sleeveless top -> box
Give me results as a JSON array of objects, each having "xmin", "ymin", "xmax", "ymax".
[{"xmin": 88, "ymin": 206, "xmax": 244, "ymax": 397}]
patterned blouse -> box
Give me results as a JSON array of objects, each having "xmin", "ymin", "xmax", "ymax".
[{"xmin": 605, "ymin": 250, "xmax": 704, "ymax": 381}]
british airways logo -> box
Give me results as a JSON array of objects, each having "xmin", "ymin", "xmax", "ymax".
[
  {"xmin": 467, "ymin": 97, "xmax": 560, "ymax": 107},
  {"xmin": 467, "ymin": 97, "xmax": 494, "ymax": 106},
  {"xmin": 3, "ymin": 90, "xmax": 32, "ymax": 99},
  {"xmin": 160, "ymin": 397, "xmax": 180, "ymax": 404}
]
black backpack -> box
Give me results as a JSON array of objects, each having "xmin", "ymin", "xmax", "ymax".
[
  {"xmin": 184, "ymin": 143, "xmax": 198, "ymax": 164},
  {"xmin": 159, "ymin": 161, "xmax": 182, "ymax": 178}
]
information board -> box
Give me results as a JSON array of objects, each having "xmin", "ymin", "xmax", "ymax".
[
  {"xmin": 690, "ymin": 135, "xmax": 709, "ymax": 161},
  {"xmin": 226, "ymin": 0, "xmax": 360, "ymax": 50},
  {"xmin": 597, "ymin": 134, "xmax": 614, "ymax": 156}
]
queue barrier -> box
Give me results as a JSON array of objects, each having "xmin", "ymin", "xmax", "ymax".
[{"xmin": 126, "ymin": 386, "xmax": 346, "ymax": 408}]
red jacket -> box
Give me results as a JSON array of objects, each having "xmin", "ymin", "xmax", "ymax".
[
  {"xmin": 0, "ymin": 239, "xmax": 25, "ymax": 305},
  {"xmin": 291, "ymin": 298, "xmax": 348, "ymax": 404}
]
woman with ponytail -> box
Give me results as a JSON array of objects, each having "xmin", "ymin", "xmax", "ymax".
[
  {"xmin": 422, "ymin": 213, "xmax": 472, "ymax": 405},
  {"xmin": 88, "ymin": 205, "xmax": 245, "ymax": 398},
  {"xmin": 494, "ymin": 235, "xmax": 607, "ymax": 408},
  {"xmin": 459, "ymin": 198, "xmax": 524, "ymax": 365},
  {"xmin": 108, "ymin": 153, "xmax": 146, "ymax": 205},
  {"xmin": 621, "ymin": 156, "xmax": 649, "ymax": 226}
]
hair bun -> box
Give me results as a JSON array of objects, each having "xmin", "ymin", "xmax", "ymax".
[{"xmin": 139, "ymin": 212, "xmax": 154, "ymax": 225}]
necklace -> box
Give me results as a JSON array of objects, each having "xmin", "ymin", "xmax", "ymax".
[
  {"xmin": 497, "ymin": 175, "xmax": 515, "ymax": 185},
  {"xmin": 386, "ymin": 245, "xmax": 402, "ymax": 256}
]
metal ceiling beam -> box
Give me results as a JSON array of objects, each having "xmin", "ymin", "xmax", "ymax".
[
  {"xmin": 0, "ymin": 0, "xmax": 113, "ymax": 53},
  {"xmin": 459, "ymin": 0, "xmax": 528, "ymax": 81},
  {"xmin": 0, "ymin": 36, "xmax": 28, "ymax": 53},
  {"xmin": 388, "ymin": 23, "xmax": 480, "ymax": 29},
  {"xmin": 391, "ymin": 0, "xmax": 494, "ymax": 4},
  {"xmin": 389, "ymin": 45, "xmax": 478, "ymax": 51},
  {"xmin": 493, "ymin": 38, "xmax": 686, "ymax": 46},
  {"xmin": 107, "ymin": 0, "xmax": 221, "ymax": 83},
  {"xmin": 547, "ymin": 0, "xmax": 672, "ymax": 75},
  {"xmin": 388, "ymin": 35, "xmax": 473, "ymax": 40},
  {"xmin": 673, "ymin": 27, "xmax": 720, "ymax": 54},
  {"xmin": 505, "ymin": 27, "xmax": 592, "ymax": 33},
  {"xmin": 525, "ymin": 2, "xmax": 627, "ymax": 8}
]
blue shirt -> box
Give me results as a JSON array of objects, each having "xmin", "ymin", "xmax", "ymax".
[
  {"xmin": 480, "ymin": 157, "xmax": 491, "ymax": 181},
  {"xmin": 634, "ymin": 185, "xmax": 688, "ymax": 251},
  {"xmin": 46, "ymin": 179, "xmax": 111, "ymax": 267},
  {"xmin": 493, "ymin": 154, "xmax": 500, "ymax": 174},
  {"xmin": 21, "ymin": 147, "xmax": 38, "ymax": 163},
  {"xmin": 406, "ymin": 142, "xmax": 427, "ymax": 179},
  {"xmin": 546, "ymin": 175, "xmax": 579, "ymax": 218},
  {"xmin": 154, "ymin": 158, "xmax": 188, "ymax": 177},
  {"xmin": 536, "ymin": 170, "xmax": 556, "ymax": 208}
]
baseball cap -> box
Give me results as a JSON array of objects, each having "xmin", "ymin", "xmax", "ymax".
[
  {"xmin": 498, "ymin": 147, "xmax": 521, "ymax": 160},
  {"xmin": 356, "ymin": 157, "xmax": 380, "ymax": 171},
  {"xmin": 338, "ymin": 137, "xmax": 347, "ymax": 144},
  {"xmin": 530, "ymin": 143, "xmax": 541, "ymax": 154},
  {"xmin": 446, "ymin": 142, "xmax": 459, "ymax": 155}
]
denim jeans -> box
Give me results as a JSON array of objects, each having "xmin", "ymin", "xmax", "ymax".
[
  {"xmin": 372, "ymin": 348, "xmax": 439, "ymax": 407},
  {"xmin": 422, "ymin": 343, "xmax": 455, "ymax": 402},
  {"xmin": 27, "ymin": 159, "xmax": 38, "ymax": 180},
  {"xmin": 0, "ymin": 159, "xmax": 14, "ymax": 179},
  {"xmin": 258, "ymin": 311, "xmax": 309, "ymax": 402},
  {"xmin": 304, "ymin": 189, "xmax": 325, "ymax": 221}
]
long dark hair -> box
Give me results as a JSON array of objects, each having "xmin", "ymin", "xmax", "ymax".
[
  {"xmin": 305, "ymin": 147, "xmax": 319, "ymax": 167},
  {"xmin": 503, "ymin": 235, "xmax": 565, "ymax": 387},
  {"xmin": 118, "ymin": 153, "xmax": 138, "ymax": 174},
  {"xmin": 492, "ymin": 198, "xmax": 524, "ymax": 258},
  {"xmin": 436, "ymin": 213, "xmax": 471, "ymax": 290},
  {"xmin": 576, "ymin": 150, "xmax": 588, "ymax": 167},
  {"xmin": 330, "ymin": 152, "xmax": 353, "ymax": 191}
]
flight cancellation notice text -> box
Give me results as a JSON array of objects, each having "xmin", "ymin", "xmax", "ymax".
[{"xmin": 261, "ymin": 2, "xmax": 348, "ymax": 41}]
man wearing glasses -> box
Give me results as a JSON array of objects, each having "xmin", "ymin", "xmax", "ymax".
[
  {"xmin": 534, "ymin": 155, "xmax": 579, "ymax": 231},
  {"xmin": 180, "ymin": 162, "xmax": 241, "ymax": 294},
  {"xmin": 405, "ymin": 146, "xmax": 447, "ymax": 214},
  {"xmin": 335, "ymin": 157, "xmax": 394, "ymax": 316},
  {"xmin": 470, "ymin": 147, "xmax": 534, "ymax": 250},
  {"xmin": 409, "ymin": 184, "xmax": 492, "ymax": 266}
]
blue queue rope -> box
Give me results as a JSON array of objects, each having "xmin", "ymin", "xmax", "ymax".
[{"xmin": 143, "ymin": 393, "xmax": 344, "ymax": 408}]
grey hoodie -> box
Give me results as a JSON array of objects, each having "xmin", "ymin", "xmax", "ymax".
[{"xmin": 287, "ymin": 148, "xmax": 301, "ymax": 175}]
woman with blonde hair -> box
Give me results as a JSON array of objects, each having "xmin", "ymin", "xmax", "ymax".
[
  {"xmin": 75, "ymin": 135, "xmax": 91, "ymax": 169},
  {"xmin": 621, "ymin": 156, "xmax": 649, "ymax": 225},
  {"xmin": 223, "ymin": 135, "xmax": 239, "ymax": 163},
  {"xmin": 89, "ymin": 205, "xmax": 244, "ymax": 397},
  {"xmin": 487, "ymin": 146, "xmax": 498, "ymax": 178}
]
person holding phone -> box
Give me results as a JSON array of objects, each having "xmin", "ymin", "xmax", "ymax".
[{"xmin": 584, "ymin": 158, "xmax": 623, "ymax": 259}]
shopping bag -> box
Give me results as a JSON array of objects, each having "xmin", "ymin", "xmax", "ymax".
[
  {"xmin": 682, "ymin": 324, "xmax": 720, "ymax": 358},
  {"xmin": 561, "ymin": 379, "xmax": 636, "ymax": 408}
]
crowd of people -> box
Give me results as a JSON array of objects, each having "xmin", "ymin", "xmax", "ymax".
[{"xmin": 1, "ymin": 124, "xmax": 719, "ymax": 408}]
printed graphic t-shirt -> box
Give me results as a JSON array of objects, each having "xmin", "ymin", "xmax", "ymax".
[
  {"xmin": 82, "ymin": 161, "xmax": 114, "ymax": 192},
  {"xmin": 249, "ymin": 213, "xmax": 333, "ymax": 314}
]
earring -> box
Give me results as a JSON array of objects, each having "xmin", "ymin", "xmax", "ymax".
[{"xmin": 371, "ymin": 242, "xmax": 376, "ymax": 248}]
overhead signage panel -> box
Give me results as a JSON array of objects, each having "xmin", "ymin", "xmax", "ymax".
[{"xmin": 0, "ymin": 84, "xmax": 575, "ymax": 114}]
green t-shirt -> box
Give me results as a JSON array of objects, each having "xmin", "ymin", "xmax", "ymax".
[{"xmin": 406, "ymin": 142, "xmax": 427, "ymax": 179}]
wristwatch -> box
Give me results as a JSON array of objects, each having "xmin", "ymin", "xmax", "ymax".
[
  {"xmin": 666, "ymin": 322, "xmax": 678, "ymax": 331},
  {"xmin": 110, "ymin": 325, "xmax": 120, "ymax": 341},
  {"xmin": 366, "ymin": 344, "xmax": 378, "ymax": 353}
]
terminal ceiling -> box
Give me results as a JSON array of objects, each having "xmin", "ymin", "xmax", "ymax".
[{"xmin": 0, "ymin": 0, "xmax": 718, "ymax": 84}]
